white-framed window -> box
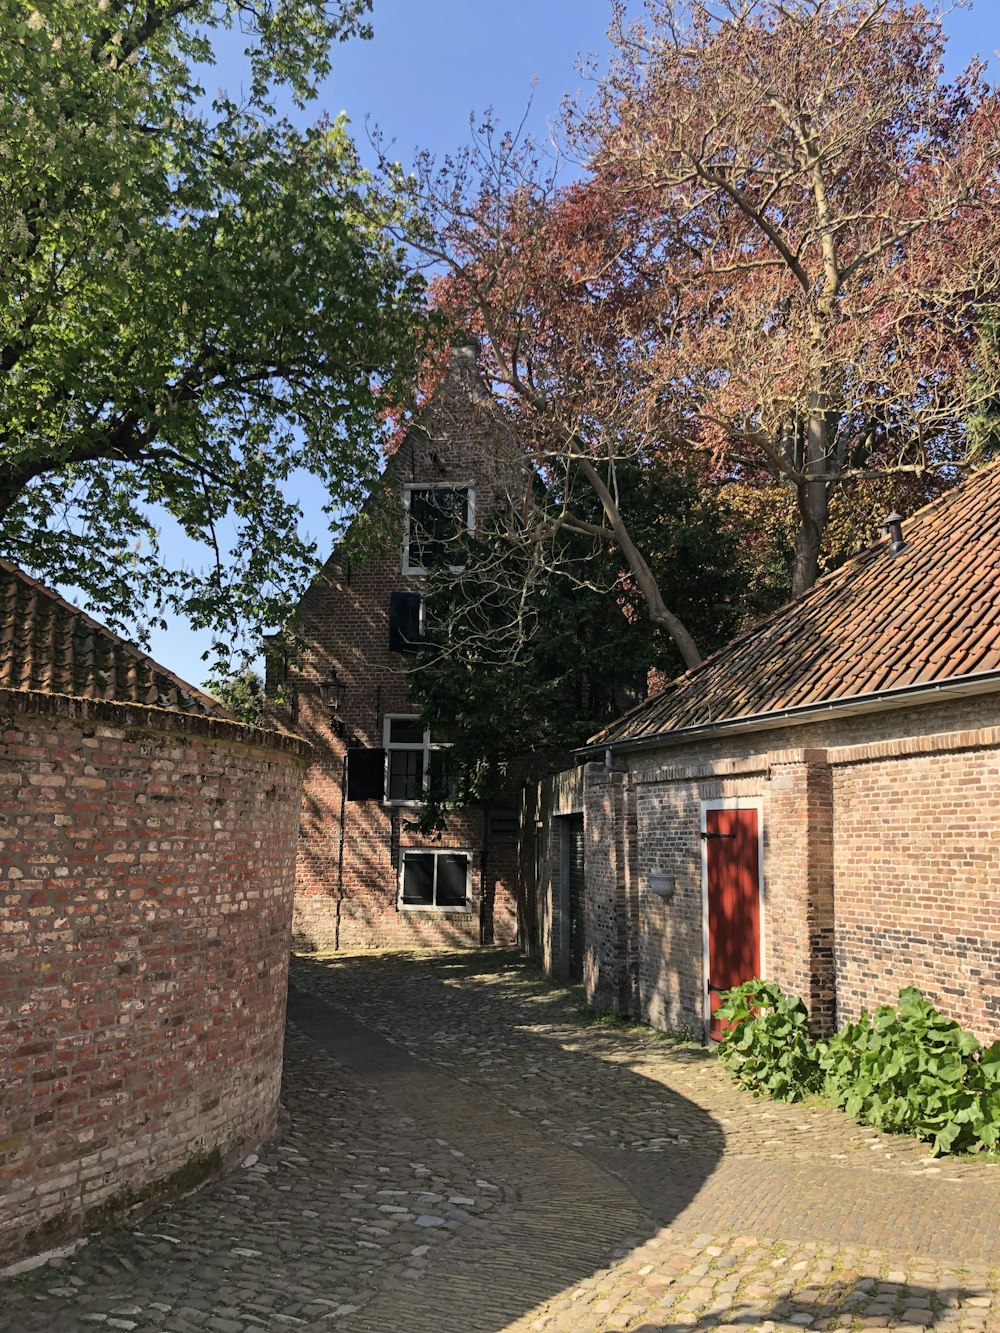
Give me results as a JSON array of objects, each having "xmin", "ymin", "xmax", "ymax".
[
  {"xmin": 383, "ymin": 714, "xmax": 454, "ymax": 804},
  {"xmin": 398, "ymin": 848, "xmax": 472, "ymax": 911},
  {"xmin": 402, "ymin": 483, "xmax": 475, "ymax": 575}
]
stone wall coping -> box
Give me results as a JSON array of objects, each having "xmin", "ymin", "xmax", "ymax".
[{"xmin": 0, "ymin": 686, "xmax": 312, "ymax": 763}]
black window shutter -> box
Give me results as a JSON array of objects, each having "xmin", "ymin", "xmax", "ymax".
[
  {"xmin": 389, "ymin": 591, "xmax": 422, "ymax": 654},
  {"xmin": 347, "ymin": 747, "xmax": 386, "ymax": 801}
]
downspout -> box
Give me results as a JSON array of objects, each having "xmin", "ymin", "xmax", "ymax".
[
  {"xmin": 334, "ymin": 749, "xmax": 347, "ymax": 952},
  {"xmin": 479, "ymin": 801, "xmax": 489, "ymax": 946}
]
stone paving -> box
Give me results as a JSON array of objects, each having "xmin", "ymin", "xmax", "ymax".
[{"xmin": 2, "ymin": 947, "xmax": 999, "ymax": 1333}]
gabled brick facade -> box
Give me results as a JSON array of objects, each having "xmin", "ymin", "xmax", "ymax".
[{"xmin": 275, "ymin": 346, "xmax": 526, "ymax": 951}]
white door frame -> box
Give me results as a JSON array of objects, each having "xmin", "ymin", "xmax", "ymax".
[{"xmin": 699, "ymin": 797, "xmax": 766, "ymax": 1041}]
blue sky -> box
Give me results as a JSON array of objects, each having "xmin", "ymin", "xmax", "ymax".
[{"xmin": 145, "ymin": 0, "xmax": 999, "ymax": 689}]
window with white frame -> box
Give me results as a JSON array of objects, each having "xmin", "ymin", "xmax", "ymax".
[
  {"xmin": 398, "ymin": 849, "xmax": 471, "ymax": 910},
  {"xmin": 383, "ymin": 715, "xmax": 454, "ymax": 804},
  {"xmin": 402, "ymin": 483, "xmax": 474, "ymax": 574}
]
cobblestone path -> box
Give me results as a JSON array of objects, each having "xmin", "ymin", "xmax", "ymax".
[{"xmin": 2, "ymin": 948, "xmax": 999, "ymax": 1333}]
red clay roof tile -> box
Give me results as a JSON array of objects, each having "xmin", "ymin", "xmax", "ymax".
[
  {"xmin": 0, "ymin": 559, "xmax": 232, "ymax": 719},
  {"xmin": 592, "ymin": 464, "xmax": 1000, "ymax": 746}
]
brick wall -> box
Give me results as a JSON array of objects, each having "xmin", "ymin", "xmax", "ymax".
[
  {"xmin": 526, "ymin": 692, "xmax": 1000, "ymax": 1043},
  {"xmin": 280, "ymin": 349, "xmax": 525, "ymax": 953},
  {"xmin": 831, "ymin": 727, "xmax": 1000, "ymax": 1039},
  {"xmin": 582, "ymin": 765, "xmax": 631, "ymax": 1012},
  {"xmin": 632, "ymin": 767, "xmax": 767, "ymax": 1037},
  {"xmin": 764, "ymin": 753, "xmax": 835, "ymax": 1033},
  {"xmin": 0, "ymin": 690, "xmax": 308, "ymax": 1266}
]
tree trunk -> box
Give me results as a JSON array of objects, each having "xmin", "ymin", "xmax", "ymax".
[
  {"xmin": 792, "ymin": 402, "xmax": 830, "ymax": 597},
  {"xmin": 574, "ymin": 455, "xmax": 703, "ymax": 670}
]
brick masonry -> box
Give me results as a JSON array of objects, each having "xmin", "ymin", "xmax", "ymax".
[
  {"xmin": 275, "ymin": 347, "xmax": 525, "ymax": 953},
  {"xmin": 0, "ymin": 689, "xmax": 308, "ymax": 1266},
  {"xmin": 526, "ymin": 690, "xmax": 1000, "ymax": 1042}
]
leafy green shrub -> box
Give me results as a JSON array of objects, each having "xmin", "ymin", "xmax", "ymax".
[
  {"xmin": 817, "ymin": 987, "xmax": 1000, "ymax": 1156},
  {"xmin": 715, "ymin": 978, "xmax": 822, "ymax": 1102}
]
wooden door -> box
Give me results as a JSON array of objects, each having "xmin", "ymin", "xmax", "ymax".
[{"xmin": 705, "ymin": 807, "xmax": 761, "ymax": 1041}]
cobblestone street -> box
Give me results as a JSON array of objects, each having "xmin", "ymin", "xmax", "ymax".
[{"xmin": 3, "ymin": 949, "xmax": 999, "ymax": 1333}]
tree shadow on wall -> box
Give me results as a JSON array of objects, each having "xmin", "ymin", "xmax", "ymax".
[
  {"xmin": 285, "ymin": 948, "xmax": 725, "ymax": 1333},
  {"xmin": 292, "ymin": 787, "xmax": 517, "ymax": 953}
]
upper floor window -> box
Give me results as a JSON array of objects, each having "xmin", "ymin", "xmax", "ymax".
[
  {"xmin": 388, "ymin": 590, "xmax": 425, "ymax": 654},
  {"xmin": 383, "ymin": 714, "xmax": 455, "ymax": 804},
  {"xmin": 402, "ymin": 484, "xmax": 474, "ymax": 575}
]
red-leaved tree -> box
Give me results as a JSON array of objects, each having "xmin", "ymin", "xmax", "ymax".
[{"xmin": 398, "ymin": 0, "xmax": 1000, "ymax": 666}]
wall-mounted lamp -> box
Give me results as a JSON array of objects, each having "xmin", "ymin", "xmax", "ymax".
[{"xmin": 319, "ymin": 666, "xmax": 348, "ymax": 738}]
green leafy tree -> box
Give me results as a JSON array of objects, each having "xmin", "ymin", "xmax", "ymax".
[
  {"xmin": 203, "ymin": 668, "xmax": 264, "ymax": 724},
  {"xmin": 1, "ymin": 0, "xmax": 431, "ymax": 664}
]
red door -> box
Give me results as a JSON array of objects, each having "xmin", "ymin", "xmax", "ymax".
[{"xmin": 705, "ymin": 807, "xmax": 761, "ymax": 1041}]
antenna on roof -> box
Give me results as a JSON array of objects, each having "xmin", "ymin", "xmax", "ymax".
[{"xmin": 882, "ymin": 512, "xmax": 906, "ymax": 556}]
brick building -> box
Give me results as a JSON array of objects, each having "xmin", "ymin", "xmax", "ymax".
[
  {"xmin": 0, "ymin": 561, "xmax": 309, "ymax": 1267},
  {"xmin": 526, "ymin": 465, "xmax": 1000, "ymax": 1043},
  {"xmin": 273, "ymin": 343, "xmax": 526, "ymax": 952}
]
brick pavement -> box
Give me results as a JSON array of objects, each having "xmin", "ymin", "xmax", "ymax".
[{"xmin": 2, "ymin": 948, "xmax": 999, "ymax": 1333}]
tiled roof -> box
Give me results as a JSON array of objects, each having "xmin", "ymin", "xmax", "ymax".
[
  {"xmin": 593, "ymin": 464, "xmax": 1000, "ymax": 748},
  {"xmin": 0, "ymin": 559, "xmax": 232, "ymax": 718}
]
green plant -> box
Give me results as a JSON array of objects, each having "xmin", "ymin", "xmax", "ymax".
[
  {"xmin": 817, "ymin": 988, "xmax": 1000, "ymax": 1156},
  {"xmin": 715, "ymin": 978, "xmax": 822, "ymax": 1102}
]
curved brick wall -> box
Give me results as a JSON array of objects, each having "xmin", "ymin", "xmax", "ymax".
[{"xmin": 0, "ymin": 690, "xmax": 309, "ymax": 1267}]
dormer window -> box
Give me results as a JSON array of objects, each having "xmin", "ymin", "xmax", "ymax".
[{"xmin": 402, "ymin": 483, "xmax": 474, "ymax": 575}]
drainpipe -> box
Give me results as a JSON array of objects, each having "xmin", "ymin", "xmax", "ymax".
[
  {"xmin": 334, "ymin": 749, "xmax": 347, "ymax": 951},
  {"xmin": 479, "ymin": 801, "xmax": 489, "ymax": 946}
]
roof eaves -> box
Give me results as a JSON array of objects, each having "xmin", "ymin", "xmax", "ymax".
[{"xmin": 577, "ymin": 667, "xmax": 1000, "ymax": 759}]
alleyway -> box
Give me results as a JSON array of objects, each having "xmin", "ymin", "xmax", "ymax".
[{"xmin": 3, "ymin": 950, "xmax": 999, "ymax": 1333}]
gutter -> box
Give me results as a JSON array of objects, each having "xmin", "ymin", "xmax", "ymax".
[{"xmin": 576, "ymin": 668, "xmax": 1000, "ymax": 761}]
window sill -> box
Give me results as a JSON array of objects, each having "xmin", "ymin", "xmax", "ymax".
[
  {"xmin": 400, "ymin": 564, "xmax": 469, "ymax": 577},
  {"xmin": 398, "ymin": 903, "xmax": 474, "ymax": 914},
  {"xmin": 384, "ymin": 799, "xmax": 462, "ymax": 810}
]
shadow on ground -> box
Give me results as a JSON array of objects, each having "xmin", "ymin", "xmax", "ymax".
[
  {"xmin": 0, "ymin": 949, "xmax": 723, "ymax": 1333},
  {"xmin": 605, "ymin": 1281, "xmax": 991, "ymax": 1333},
  {"xmin": 286, "ymin": 948, "xmax": 725, "ymax": 1332},
  {"xmin": 7, "ymin": 949, "xmax": 991, "ymax": 1333}
]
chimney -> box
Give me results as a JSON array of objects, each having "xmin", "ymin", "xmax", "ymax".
[{"xmin": 882, "ymin": 511, "xmax": 905, "ymax": 556}]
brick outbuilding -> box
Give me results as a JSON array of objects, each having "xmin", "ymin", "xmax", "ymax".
[
  {"xmin": 526, "ymin": 465, "xmax": 1000, "ymax": 1042},
  {"xmin": 0, "ymin": 562, "xmax": 309, "ymax": 1267},
  {"xmin": 271, "ymin": 344, "xmax": 526, "ymax": 952}
]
